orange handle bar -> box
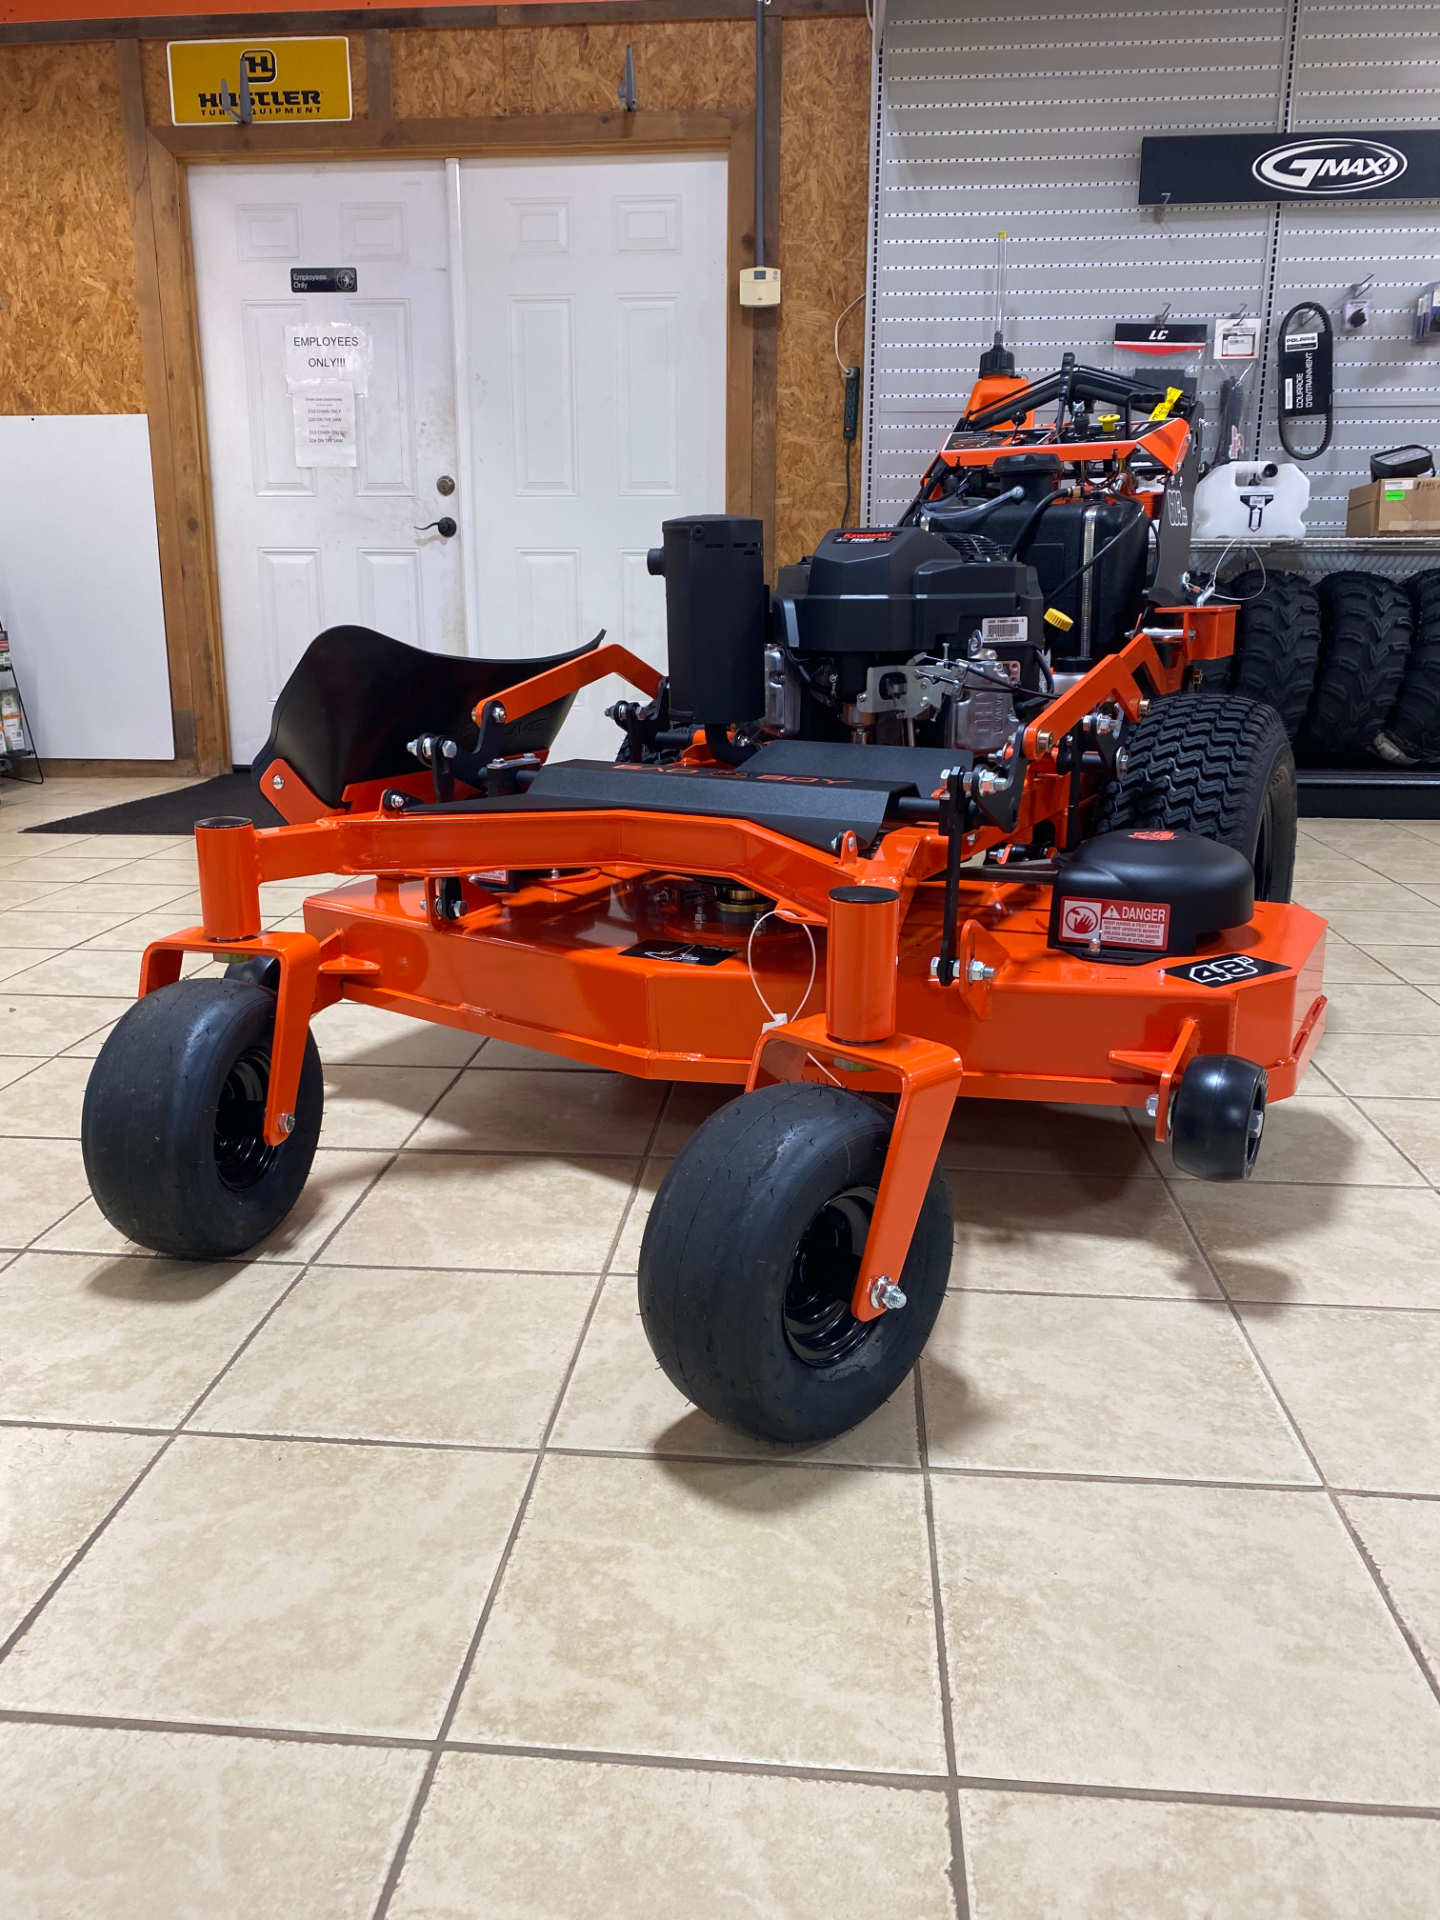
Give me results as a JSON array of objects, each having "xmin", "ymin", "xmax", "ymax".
[{"xmin": 473, "ymin": 642, "xmax": 663, "ymax": 731}]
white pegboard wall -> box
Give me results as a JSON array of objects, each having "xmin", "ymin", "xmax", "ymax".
[{"xmin": 864, "ymin": 0, "xmax": 1440, "ymax": 536}]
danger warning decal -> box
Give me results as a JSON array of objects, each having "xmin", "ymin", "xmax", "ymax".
[
  {"xmin": 1165, "ymin": 954, "xmax": 1291, "ymax": 988},
  {"xmin": 1059, "ymin": 897, "xmax": 1170, "ymax": 950}
]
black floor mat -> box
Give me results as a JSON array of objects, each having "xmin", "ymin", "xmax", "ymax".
[{"xmin": 22, "ymin": 771, "xmax": 286, "ymax": 835}]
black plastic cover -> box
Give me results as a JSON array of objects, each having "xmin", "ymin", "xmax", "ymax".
[
  {"xmin": 1047, "ymin": 829, "xmax": 1254, "ymax": 964},
  {"xmin": 658, "ymin": 514, "xmax": 766, "ymax": 729},
  {"xmin": 252, "ymin": 625, "xmax": 597, "ymax": 809},
  {"xmin": 789, "ymin": 526, "xmax": 1043, "ymax": 656}
]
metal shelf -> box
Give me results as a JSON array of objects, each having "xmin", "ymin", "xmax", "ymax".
[{"xmin": 1297, "ymin": 768, "xmax": 1440, "ymax": 820}]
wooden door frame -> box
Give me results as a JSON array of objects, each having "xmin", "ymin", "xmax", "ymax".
[{"xmin": 116, "ymin": 44, "xmax": 765, "ymax": 776}]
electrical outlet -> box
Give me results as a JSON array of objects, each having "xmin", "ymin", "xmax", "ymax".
[{"xmin": 739, "ymin": 267, "xmax": 781, "ymax": 309}]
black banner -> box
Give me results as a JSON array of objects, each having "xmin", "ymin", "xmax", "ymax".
[{"xmin": 1139, "ymin": 130, "xmax": 1440, "ymax": 205}]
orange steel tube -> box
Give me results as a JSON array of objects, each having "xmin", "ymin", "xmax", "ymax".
[
  {"xmin": 826, "ymin": 885, "xmax": 900, "ymax": 1043},
  {"xmin": 195, "ymin": 816, "xmax": 262, "ymax": 942}
]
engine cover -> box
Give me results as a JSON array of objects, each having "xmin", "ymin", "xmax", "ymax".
[{"xmin": 1047, "ymin": 830, "xmax": 1254, "ymax": 965}]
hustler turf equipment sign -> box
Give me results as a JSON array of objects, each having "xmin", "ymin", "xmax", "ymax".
[
  {"xmin": 168, "ymin": 39, "xmax": 352, "ymax": 126},
  {"xmin": 1140, "ymin": 131, "xmax": 1440, "ymax": 205}
]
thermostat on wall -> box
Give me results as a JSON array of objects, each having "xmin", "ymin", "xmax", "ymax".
[{"xmin": 740, "ymin": 267, "xmax": 782, "ymax": 308}]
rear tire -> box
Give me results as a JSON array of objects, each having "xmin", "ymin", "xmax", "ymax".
[
  {"xmin": 1298, "ymin": 572, "xmax": 1412, "ymax": 764},
  {"xmin": 638, "ymin": 1082, "xmax": 952, "ymax": 1444},
  {"xmin": 1375, "ymin": 569, "xmax": 1440, "ymax": 766},
  {"xmin": 82, "ymin": 980, "xmax": 323, "ymax": 1258},
  {"xmin": 1226, "ymin": 568, "xmax": 1322, "ymax": 739},
  {"xmin": 1094, "ymin": 694, "xmax": 1297, "ymax": 902}
]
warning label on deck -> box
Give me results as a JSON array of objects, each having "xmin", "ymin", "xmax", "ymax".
[{"xmin": 1059, "ymin": 896, "xmax": 1170, "ymax": 950}]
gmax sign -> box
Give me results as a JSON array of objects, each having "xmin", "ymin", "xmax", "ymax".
[
  {"xmin": 1253, "ymin": 139, "xmax": 1406, "ymax": 195},
  {"xmin": 1139, "ymin": 130, "xmax": 1440, "ymax": 205}
]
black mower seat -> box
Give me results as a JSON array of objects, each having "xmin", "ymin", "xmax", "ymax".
[
  {"xmin": 252, "ymin": 624, "xmax": 599, "ymax": 810},
  {"xmin": 426, "ymin": 740, "xmax": 971, "ymax": 852}
]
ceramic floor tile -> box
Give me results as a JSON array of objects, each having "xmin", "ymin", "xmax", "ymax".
[
  {"xmin": 0, "ymin": 992, "xmax": 132, "ymax": 1056},
  {"xmin": 36, "ymin": 1148, "xmax": 393, "ymax": 1264},
  {"xmin": 0, "ymin": 947, "xmax": 146, "ymax": 998},
  {"xmin": 77, "ymin": 901, "xmax": 205, "ymax": 950},
  {"xmin": 1305, "ymin": 1033, "xmax": 1440, "ymax": 1099},
  {"xmin": 949, "ymin": 1173, "xmax": 1217, "ymax": 1299},
  {"xmin": 1319, "ymin": 981, "xmax": 1440, "ymax": 1034},
  {"xmin": 0, "ymin": 878, "xmax": 65, "ymax": 909},
  {"xmin": 921, "ymin": 1293, "xmax": 1312, "ymax": 1483},
  {"xmin": 411, "ymin": 1067, "xmax": 666, "ymax": 1155},
  {"xmin": 0, "ymin": 1136, "xmax": 92, "ymax": 1244},
  {"xmin": 1241, "ymin": 1306, "xmax": 1440, "ymax": 1494},
  {"xmin": 454, "ymin": 1452, "xmax": 946, "ymax": 1772},
  {"xmin": 1362, "ymin": 945, "xmax": 1440, "ymax": 984},
  {"xmin": 649, "ymin": 1080, "xmax": 740, "ymax": 1154},
  {"xmin": 307, "ymin": 998, "xmax": 482, "ymax": 1068},
  {"xmin": 0, "ymin": 1056, "xmax": 43, "ymax": 1093},
  {"xmin": 59, "ymin": 880, "xmax": 198, "ymax": 914},
  {"xmin": 609, "ymin": 1158, "xmax": 667, "ymax": 1275},
  {"xmin": 0, "ymin": 1426, "xmax": 159, "ymax": 1639},
  {"xmin": 0, "ymin": 1055, "xmax": 92, "ymax": 1137},
  {"xmin": 322, "ymin": 1151, "xmax": 638, "ymax": 1272},
  {"xmin": 0, "ymin": 1434, "xmax": 531, "ymax": 1735},
  {"xmin": 389, "ymin": 1753, "xmax": 955, "ymax": 1920},
  {"xmin": 930, "ymin": 1476, "xmax": 1440, "ymax": 1802},
  {"xmin": 551, "ymin": 1272, "xmax": 921, "ymax": 1467},
  {"xmin": 1339, "ymin": 1494, "xmax": 1440, "ymax": 1675},
  {"xmin": 959, "ymin": 1791, "xmax": 1440, "ymax": 1920},
  {"xmin": 470, "ymin": 1036, "xmax": 596, "ymax": 1069},
  {"xmin": 1308, "ymin": 941, "xmax": 1398, "ymax": 984},
  {"xmin": 1293, "ymin": 880, "xmax": 1425, "ymax": 915},
  {"xmin": 1, "ymin": 853, "xmax": 139, "ymax": 884},
  {"xmin": 317, "ymin": 1063, "xmax": 457, "ymax": 1149},
  {"xmin": 1176, "ymin": 1181, "xmax": 1440, "ymax": 1306},
  {"xmin": 0, "ymin": 1721, "xmax": 422, "ymax": 1920},
  {"xmin": 940, "ymin": 1101, "xmax": 1155, "ymax": 1177},
  {"xmin": 1172, "ymin": 1090, "xmax": 1423, "ymax": 1186},
  {"xmin": 0, "ymin": 947, "xmax": 58, "ymax": 983},
  {"xmin": 1354, "ymin": 1097, "xmax": 1440, "ymax": 1180},
  {"xmin": 0, "ymin": 1250, "xmax": 300, "ymax": 1424},
  {"xmin": 1327, "ymin": 911, "xmax": 1440, "ymax": 948},
  {"xmin": 193, "ymin": 1264, "xmax": 597, "ymax": 1446}
]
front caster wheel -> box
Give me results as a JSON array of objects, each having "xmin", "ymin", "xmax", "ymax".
[
  {"xmin": 638, "ymin": 1082, "xmax": 953, "ymax": 1444},
  {"xmin": 1170, "ymin": 1054, "xmax": 1267, "ymax": 1182},
  {"xmin": 81, "ymin": 979, "xmax": 324, "ymax": 1257}
]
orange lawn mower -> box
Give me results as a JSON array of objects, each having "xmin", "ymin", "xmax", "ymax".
[{"xmin": 81, "ymin": 358, "xmax": 1328, "ymax": 1444}]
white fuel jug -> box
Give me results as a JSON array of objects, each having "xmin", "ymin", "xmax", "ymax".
[{"xmin": 1192, "ymin": 461, "xmax": 1310, "ymax": 542}]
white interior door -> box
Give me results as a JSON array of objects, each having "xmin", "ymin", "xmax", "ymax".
[
  {"xmin": 459, "ymin": 153, "xmax": 728, "ymax": 758},
  {"xmin": 189, "ymin": 161, "xmax": 463, "ymax": 765}
]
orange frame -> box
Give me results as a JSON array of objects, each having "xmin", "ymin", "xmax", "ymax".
[{"xmin": 137, "ymin": 608, "xmax": 1328, "ymax": 1326}]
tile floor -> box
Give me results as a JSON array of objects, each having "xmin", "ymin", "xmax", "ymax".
[{"xmin": 1, "ymin": 775, "xmax": 1439, "ymax": 1918}]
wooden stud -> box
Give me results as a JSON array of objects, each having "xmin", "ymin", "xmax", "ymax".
[
  {"xmin": 114, "ymin": 38, "xmax": 203, "ymax": 773},
  {"xmin": 152, "ymin": 108, "xmax": 741, "ymax": 161},
  {"xmin": 0, "ymin": 2, "xmax": 865, "ymax": 50},
  {"xmin": 364, "ymin": 26, "xmax": 394, "ymax": 118}
]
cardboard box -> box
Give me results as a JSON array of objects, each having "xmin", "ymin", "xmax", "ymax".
[{"xmin": 1346, "ymin": 476, "xmax": 1440, "ymax": 536}]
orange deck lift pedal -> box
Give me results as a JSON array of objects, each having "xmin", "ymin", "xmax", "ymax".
[{"xmin": 82, "ymin": 357, "xmax": 1326, "ymax": 1445}]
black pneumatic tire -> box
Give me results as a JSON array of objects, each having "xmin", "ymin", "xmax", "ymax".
[
  {"xmin": 82, "ymin": 980, "xmax": 323, "ymax": 1258},
  {"xmin": 1375, "ymin": 570, "xmax": 1440, "ymax": 766},
  {"xmin": 638, "ymin": 1082, "xmax": 953, "ymax": 1444},
  {"xmin": 1298, "ymin": 571, "xmax": 1413, "ymax": 764},
  {"xmin": 1225, "ymin": 569, "xmax": 1323, "ymax": 739},
  {"xmin": 1093, "ymin": 694, "xmax": 1298, "ymax": 902}
]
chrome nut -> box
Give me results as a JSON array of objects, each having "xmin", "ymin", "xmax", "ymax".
[
  {"xmin": 869, "ymin": 1277, "xmax": 907, "ymax": 1312},
  {"xmin": 1034, "ymin": 730, "xmax": 1054, "ymax": 755},
  {"xmin": 967, "ymin": 959, "xmax": 995, "ymax": 984},
  {"xmin": 278, "ymin": 1112, "xmax": 296, "ymax": 1136}
]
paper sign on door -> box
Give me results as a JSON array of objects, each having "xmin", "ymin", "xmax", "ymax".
[{"xmin": 285, "ymin": 320, "xmax": 368, "ymax": 468}]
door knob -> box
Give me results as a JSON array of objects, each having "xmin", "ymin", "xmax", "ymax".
[{"xmin": 415, "ymin": 517, "xmax": 457, "ymax": 537}]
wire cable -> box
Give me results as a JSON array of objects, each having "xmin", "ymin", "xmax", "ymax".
[
  {"xmin": 833, "ymin": 294, "xmax": 864, "ymax": 373},
  {"xmin": 747, "ymin": 910, "xmax": 818, "ymax": 1031}
]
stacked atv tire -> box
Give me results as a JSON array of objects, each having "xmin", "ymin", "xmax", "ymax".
[{"xmin": 1222, "ymin": 565, "xmax": 1440, "ymax": 766}]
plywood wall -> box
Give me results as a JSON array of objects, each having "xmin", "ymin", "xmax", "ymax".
[
  {"xmin": 0, "ymin": 42, "xmax": 144, "ymax": 415},
  {"xmin": 391, "ymin": 22, "xmax": 753, "ymax": 119},
  {"xmin": 775, "ymin": 15, "xmax": 871, "ymax": 564}
]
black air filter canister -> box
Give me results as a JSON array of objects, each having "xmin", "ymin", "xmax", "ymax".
[
  {"xmin": 647, "ymin": 515, "xmax": 766, "ymax": 730},
  {"xmin": 1047, "ymin": 830, "xmax": 1254, "ymax": 965}
]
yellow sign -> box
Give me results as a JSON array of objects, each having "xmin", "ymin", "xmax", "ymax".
[{"xmin": 167, "ymin": 38, "xmax": 352, "ymax": 127}]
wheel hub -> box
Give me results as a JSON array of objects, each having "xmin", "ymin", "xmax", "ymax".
[
  {"xmin": 783, "ymin": 1185, "xmax": 881, "ymax": 1367},
  {"xmin": 214, "ymin": 1046, "xmax": 279, "ymax": 1191}
]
